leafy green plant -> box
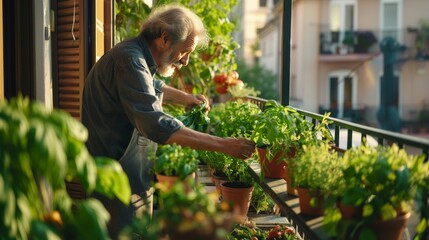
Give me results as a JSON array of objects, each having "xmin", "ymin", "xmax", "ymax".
[
  {"xmin": 209, "ymin": 100, "xmax": 261, "ymax": 138},
  {"xmin": 129, "ymin": 181, "xmax": 235, "ymax": 240},
  {"xmin": 150, "ymin": 143, "xmax": 199, "ymax": 179},
  {"xmin": 323, "ymin": 144, "xmax": 429, "ymax": 239},
  {"xmin": 0, "ymin": 96, "xmax": 131, "ymax": 239},
  {"xmin": 228, "ymin": 224, "xmax": 299, "ymax": 240},
  {"xmin": 115, "ymin": 0, "xmax": 151, "ymax": 43},
  {"xmin": 289, "ymin": 141, "xmax": 342, "ymax": 192},
  {"xmin": 250, "ymin": 185, "xmax": 275, "ymax": 214},
  {"xmin": 251, "ymin": 100, "xmax": 331, "ymax": 164},
  {"xmin": 176, "ymin": 101, "xmax": 210, "ymax": 132}
]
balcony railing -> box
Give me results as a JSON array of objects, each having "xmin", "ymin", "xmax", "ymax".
[
  {"xmin": 320, "ymin": 30, "xmax": 379, "ymax": 55},
  {"xmin": 245, "ymin": 96, "xmax": 429, "ymax": 240}
]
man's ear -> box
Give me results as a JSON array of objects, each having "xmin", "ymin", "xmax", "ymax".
[{"xmin": 160, "ymin": 31, "xmax": 170, "ymax": 48}]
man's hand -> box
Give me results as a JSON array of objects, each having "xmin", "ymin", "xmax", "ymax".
[
  {"xmin": 222, "ymin": 137, "xmax": 256, "ymax": 160},
  {"xmin": 186, "ymin": 93, "xmax": 210, "ymax": 112}
]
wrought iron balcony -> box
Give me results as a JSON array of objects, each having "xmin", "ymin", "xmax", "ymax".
[{"xmin": 319, "ymin": 30, "xmax": 379, "ymax": 56}]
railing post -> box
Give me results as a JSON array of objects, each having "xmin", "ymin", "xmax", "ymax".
[{"xmin": 281, "ymin": 0, "xmax": 292, "ymax": 106}]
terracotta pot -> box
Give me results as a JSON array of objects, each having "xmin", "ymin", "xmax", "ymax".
[
  {"xmin": 257, "ymin": 147, "xmax": 289, "ymax": 179},
  {"xmin": 283, "ymin": 165, "xmax": 298, "ymax": 196},
  {"xmin": 336, "ymin": 201, "xmax": 362, "ymax": 220},
  {"xmin": 297, "ymin": 187, "xmax": 324, "ymax": 216},
  {"xmin": 167, "ymin": 212, "xmax": 235, "ymax": 240},
  {"xmin": 370, "ymin": 212, "xmax": 411, "ymax": 240},
  {"xmin": 220, "ymin": 181, "xmax": 254, "ymax": 223},
  {"xmin": 155, "ymin": 172, "xmax": 196, "ymax": 192},
  {"xmin": 211, "ymin": 171, "xmax": 229, "ymax": 193}
]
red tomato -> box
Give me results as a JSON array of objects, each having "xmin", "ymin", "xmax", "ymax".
[
  {"xmin": 267, "ymin": 230, "xmax": 282, "ymax": 240},
  {"xmin": 215, "ymin": 84, "xmax": 228, "ymax": 94},
  {"xmin": 213, "ymin": 73, "xmax": 228, "ymax": 84}
]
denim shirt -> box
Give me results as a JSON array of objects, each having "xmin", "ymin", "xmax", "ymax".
[{"xmin": 82, "ymin": 34, "xmax": 183, "ymax": 193}]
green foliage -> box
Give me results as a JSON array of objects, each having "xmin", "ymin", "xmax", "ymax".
[
  {"xmin": 151, "ymin": 143, "xmax": 199, "ymax": 179},
  {"xmin": 251, "ymin": 100, "xmax": 331, "ymax": 162},
  {"xmin": 176, "ymin": 101, "xmax": 210, "ymax": 132},
  {"xmin": 209, "ymin": 100, "xmax": 261, "ymax": 138},
  {"xmin": 115, "ymin": 0, "xmax": 151, "ymax": 43},
  {"xmin": 130, "ymin": 181, "xmax": 234, "ymax": 239},
  {"xmin": 0, "ymin": 96, "xmax": 131, "ymax": 239},
  {"xmin": 250, "ymin": 185, "xmax": 275, "ymax": 214},
  {"xmin": 322, "ymin": 143, "xmax": 429, "ymax": 239},
  {"xmin": 289, "ymin": 141, "xmax": 342, "ymax": 191},
  {"xmin": 236, "ymin": 60, "xmax": 280, "ymax": 101}
]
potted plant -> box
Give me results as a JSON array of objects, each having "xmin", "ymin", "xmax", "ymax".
[
  {"xmin": 251, "ymin": 100, "xmax": 332, "ymax": 179},
  {"xmin": 323, "ymin": 144, "xmax": 429, "ymax": 240},
  {"xmin": 250, "ymin": 100, "xmax": 301, "ymax": 179},
  {"xmin": 342, "ymin": 31, "xmax": 356, "ymax": 53},
  {"xmin": 209, "ymin": 100, "xmax": 261, "ymax": 139},
  {"xmin": 150, "ymin": 143, "xmax": 199, "ymax": 190},
  {"xmin": 413, "ymin": 20, "xmax": 429, "ymax": 60},
  {"xmin": 354, "ymin": 31, "xmax": 377, "ymax": 53},
  {"xmin": 129, "ymin": 181, "xmax": 236, "ymax": 240},
  {"xmin": 0, "ymin": 96, "xmax": 131, "ymax": 239},
  {"xmin": 289, "ymin": 141, "xmax": 342, "ymax": 216}
]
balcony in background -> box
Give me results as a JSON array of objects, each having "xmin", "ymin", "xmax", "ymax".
[{"xmin": 319, "ymin": 30, "xmax": 379, "ymax": 62}]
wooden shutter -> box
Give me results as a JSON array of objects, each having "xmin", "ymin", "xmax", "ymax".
[
  {"xmin": 52, "ymin": 0, "xmax": 87, "ymax": 199},
  {"xmin": 52, "ymin": 0, "xmax": 86, "ymax": 120}
]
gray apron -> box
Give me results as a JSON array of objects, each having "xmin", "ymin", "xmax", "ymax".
[
  {"xmin": 119, "ymin": 128, "xmax": 157, "ymax": 216},
  {"xmin": 104, "ymin": 91, "xmax": 163, "ymax": 238}
]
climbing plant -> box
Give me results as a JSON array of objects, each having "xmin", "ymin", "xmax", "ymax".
[{"xmin": 115, "ymin": 0, "xmax": 240, "ymax": 99}]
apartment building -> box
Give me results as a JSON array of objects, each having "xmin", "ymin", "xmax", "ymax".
[
  {"xmin": 231, "ymin": 0, "xmax": 273, "ymax": 66},
  {"xmin": 259, "ymin": 0, "xmax": 429, "ymax": 133}
]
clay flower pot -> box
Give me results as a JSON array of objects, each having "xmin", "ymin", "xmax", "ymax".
[
  {"xmin": 297, "ymin": 187, "xmax": 324, "ymax": 216},
  {"xmin": 220, "ymin": 181, "xmax": 254, "ymax": 223}
]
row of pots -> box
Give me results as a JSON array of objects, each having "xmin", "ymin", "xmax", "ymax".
[{"xmin": 257, "ymin": 147, "xmax": 411, "ymax": 240}]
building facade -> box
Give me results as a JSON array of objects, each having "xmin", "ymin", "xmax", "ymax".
[{"xmin": 258, "ymin": 0, "xmax": 429, "ymax": 132}]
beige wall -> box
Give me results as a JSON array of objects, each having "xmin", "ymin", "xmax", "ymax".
[
  {"xmin": 241, "ymin": 0, "xmax": 269, "ymax": 65},
  {"xmin": 292, "ymin": 0, "xmax": 321, "ymax": 112}
]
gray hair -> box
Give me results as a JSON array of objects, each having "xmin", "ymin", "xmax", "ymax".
[{"xmin": 140, "ymin": 4, "xmax": 209, "ymax": 48}]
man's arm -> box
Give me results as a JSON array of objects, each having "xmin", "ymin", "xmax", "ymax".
[
  {"xmin": 161, "ymin": 85, "xmax": 209, "ymax": 110},
  {"xmin": 165, "ymin": 127, "xmax": 255, "ymax": 160}
]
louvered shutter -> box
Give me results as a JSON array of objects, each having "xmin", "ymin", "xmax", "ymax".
[
  {"xmin": 53, "ymin": 0, "xmax": 86, "ymax": 120},
  {"xmin": 52, "ymin": 0, "xmax": 87, "ymax": 199}
]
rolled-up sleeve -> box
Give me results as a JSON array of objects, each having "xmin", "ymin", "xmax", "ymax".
[{"xmin": 116, "ymin": 56, "xmax": 183, "ymax": 144}]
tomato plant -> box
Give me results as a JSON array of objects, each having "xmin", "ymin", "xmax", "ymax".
[
  {"xmin": 214, "ymin": 73, "xmax": 228, "ymax": 84},
  {"xmin": 215, "ymin": 83, "xmax": 228, "ymax": 94},
  {"xmin": 267, "ymin": 225, "xmax": 298, "ymax": 240}
]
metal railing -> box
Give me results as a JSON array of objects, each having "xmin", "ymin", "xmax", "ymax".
[{"xmin": 246, "ymin": 96, "xmax": 429, "ymax": 239}]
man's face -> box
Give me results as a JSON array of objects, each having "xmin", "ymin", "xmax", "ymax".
[{"xmin": 157, "ymin": 36, "xmax": 198, "ymax": 77}]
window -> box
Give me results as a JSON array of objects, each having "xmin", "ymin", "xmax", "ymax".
[
  {"xmin": 328, "ymin": 71, "xmax": 356, "ymax": 119},
  {"xmin": 380, "ymin": 0, "xmax": 402, "ymax": 42},
  {"xmin": 329, "ymin": 0, "xmax": 357, "ymax": 44}
]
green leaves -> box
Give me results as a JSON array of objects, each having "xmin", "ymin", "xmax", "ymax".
[
  {"xmin": 95, "ymin": 157, "xmax": 131, "ymax": 205},
  {"xmin": 176, "ymin": 101, "xmax": 210, "ymax": 132},
  {"xmin": 151, "ymin": 143, "xmax": 199, "ymax": 179},
  {"xmin": 0, "ymin": 96, "xmax": 131, "ymax": 239},
  {"xmin": 72, "ymin": 200, "xmax": 110, "ymax": 240}
]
